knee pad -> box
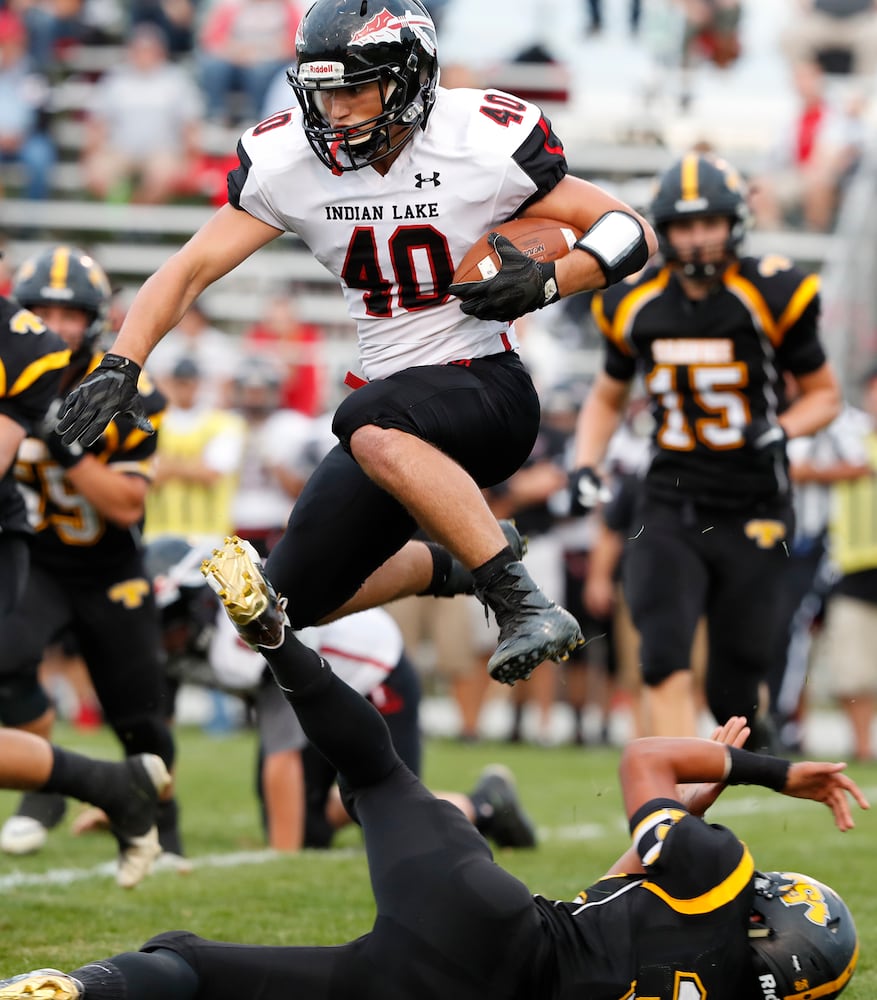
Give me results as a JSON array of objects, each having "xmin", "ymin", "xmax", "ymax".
[
  {"xmin": 0, "ymin": 674, "xmax": 51, "ymax": 727},
  {"xmin": 110, "ymin": 713, "xmax": 175, "ymax": 769}
]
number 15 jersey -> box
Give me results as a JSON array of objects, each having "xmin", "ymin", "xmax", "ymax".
[{"xmin": 228, "ymin": 86, "xmax": 567, "ymax": 380}]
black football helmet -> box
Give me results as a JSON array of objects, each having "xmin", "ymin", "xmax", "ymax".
[
  {"xmin": 12, "ymin": 245, "xmax": 111, "ymax": 356},
  {"xmin": 650, "ymin": 152, "xmax": 750, "ymax": 279},
  {"xmin": 747, "ymin": 871, "xmax": 858, "ymax": 1000},
  {"xmin": 288, "ymin": 0, "xmax": 439, "ymax": 172}
]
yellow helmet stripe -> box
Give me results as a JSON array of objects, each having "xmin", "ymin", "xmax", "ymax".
[
  {"xmin": 49, "ymin": 246, "xmax": 71, "ymax": 290},
  {"xmin": 680, "ymin": 154, "xmax": 700, "ymax": 203}
]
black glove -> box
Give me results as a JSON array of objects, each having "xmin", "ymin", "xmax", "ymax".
[
  {"xmin": 744, "ymin": 418, "xmax": 787, "ymax": 464},
  {"xmin": 448, "ymin": 233, "xmax": 560, "ymax": 321},
  {"xmin": 56, "ymin": 354, "xmax": 153, "ymax": 448},
  {"xmin": 569, "ymin": 466, "xmax": 611, "ymax": 515}
]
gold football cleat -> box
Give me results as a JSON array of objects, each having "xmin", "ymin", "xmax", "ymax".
[
  {"xmin": 201, "ymin": 536, "xmax": 289, "ymax": 649},
  {"xmin": 0, "ymin": 971, "xmax": 81, "ymax": 1000}
]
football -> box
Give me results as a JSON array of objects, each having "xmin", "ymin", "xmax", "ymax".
[{"xmin": 452, "ymin": 217, "xmax": 584, "ymax": 284}]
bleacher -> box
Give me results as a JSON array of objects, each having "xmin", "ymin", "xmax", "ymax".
[{"xmin": 0, "ymin": 38, "xmax": 849, "ymax": 369}]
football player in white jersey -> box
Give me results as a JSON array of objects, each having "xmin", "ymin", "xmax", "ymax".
[{"xmin": 56, "ymin": 0, "xmax": 657, "ymax": 693}]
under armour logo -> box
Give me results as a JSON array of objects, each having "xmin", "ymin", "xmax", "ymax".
[{"xmin": 414, "ymin": 172, "xmax": 441, "ymax": 188}]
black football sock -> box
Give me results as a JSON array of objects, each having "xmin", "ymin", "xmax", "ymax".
[
  {"xmin": 74, "ymin": 949, "xmax": 199, "ymax": 1000},
  {"xmin": 471, "ymin": 546, "xmax": 516, "ymax": 593},
  {"xmin": 13, "ymin": 790, "xmax": 67, "ymax": 828},
  {"xmin": 41, "ymin": 746, "xmax": 126, "ymax": 815},
  {"xmin": 157, "ymin": 797, "xmax": 184, "ymax": 856}
]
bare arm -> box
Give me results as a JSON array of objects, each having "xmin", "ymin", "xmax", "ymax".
[
  {"xmin": 522, "ymin": 175, "xmax": 658, "ymax": 297},
  {"xmin": 620, "ymin": 736, "xmax": 869, "ymax": 832},
  {"xmin": 64, "ymin": 460, "xmax": 149, "ymax": 528},
  {"xmin": 111, "ymin": 205, "xmax": 283, "ymax": 366},
  {"xmin": 779, "ymin": 362, "xmax": 842, "ymax": 440},
  {"xmin": 573, "ymin": 371, "xmax": 631, "ymax": 470}
]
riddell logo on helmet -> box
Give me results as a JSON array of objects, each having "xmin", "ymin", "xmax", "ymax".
[
  {"xmin": 350, "ymin": 8, "xmax": 436, "ymax": 55},
  {"xmin": 758, "ymin": 974, "xmax": 780, "ymax": 1000}
]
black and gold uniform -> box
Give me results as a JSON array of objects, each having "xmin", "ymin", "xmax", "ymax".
[
  {"xmin": 0, "ymin": 352, "xmax": 171, "ymax": 738},
  {"xmin": 593, "ymin": 255, "xmax": 822, "ymax": 731},
  {"xmin": 0, "ymin": 297, "xmax": 69, "ymax": 611},
  {"xmin": 130, "ymin": 663, "xmax": 760, "ymax": 1000},
  {"xmin": 585, "ymin": 153, "xmax": 834, "ymax": 735},
  {"xmin": 593, "ymin": 256, "xmax": 824, "ymax": 508},
  {"xmin": 0, "ymin": 244, "xmax": 179, "ymax": 854}
]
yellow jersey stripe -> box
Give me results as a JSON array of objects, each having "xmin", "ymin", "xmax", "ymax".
[
  {"xmin": 612, "ymin": 270, "xmax": 670, "ymax": 351},
  {"xmin": 776, "ymin": 273, "xmax": 820, "ymax": 340},
  {"xmin": 8, "ymin": 349, "xmax": 71, "ymax": 397},
  {"xmin": 724, "ymin": 268, "xmax": 778, "ymax": 346},
  {"xmin": 642, "ymin": 845, "xmax": 754, "ymax": 914}
]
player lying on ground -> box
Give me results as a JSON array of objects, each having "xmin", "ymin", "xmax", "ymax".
[{"xmin": 0, "ymin": 540, "xmax": 867, "ymax": 1000}]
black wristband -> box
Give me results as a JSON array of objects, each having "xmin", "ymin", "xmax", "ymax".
[
  {"xmin": 725, "ymin": 746, "xmax": 791, "ymax": 792},
  {"xmin": 101, "ymin": 353, "xmax": 142, "ymax": 381}
]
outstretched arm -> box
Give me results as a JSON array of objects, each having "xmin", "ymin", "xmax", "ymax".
[{"xmin": 620, "ymin": 734, "xmax": 870, "ymax": 833}]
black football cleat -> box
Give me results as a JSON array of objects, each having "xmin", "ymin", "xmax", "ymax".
[
  {"xmin": 470, "ymin": 764, "xmax": 537, "ymax": 849},
  {"xmin": 201, "ymin": 536, "xmax": 290, "ymax": 649},
  {"xmin": 432, "ymin": 520, "xmax": 528, "ymax": 598},
  {"xmin": 479, "ymin": 561, "xmax": 584, "ymax": 684}
]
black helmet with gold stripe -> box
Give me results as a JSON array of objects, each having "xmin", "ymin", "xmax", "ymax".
[
  {"xmin": 12, "ymin": 245, "xmax": 111, "ymax": 355},
  {"xmin": 650, "ymin": 152, "xmax": 749, "ymax": 274}
]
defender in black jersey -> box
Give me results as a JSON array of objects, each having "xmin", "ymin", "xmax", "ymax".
[
  {"xmin": 0, "ymin": 606, "xmax": 865, "ymax": 1000},
  {"xmin": 0, "ymin": 247, "xmax": 181, "ymax": 861},
  {"xmin": 0, "ymin": 295, "xmax": 69, "ymax": 614},
  {"xmin": 570, "ymin": 153, "xmax": 842, "ymax": 743}
]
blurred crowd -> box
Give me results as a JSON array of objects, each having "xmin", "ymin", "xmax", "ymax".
[{"xmin": 0, "ymin": 0, "xmax": 874, "ymax": 232}]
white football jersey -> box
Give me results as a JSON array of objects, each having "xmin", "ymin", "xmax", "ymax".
[
  {"xmin": 209, "ymin": 605, "xmax": 403, "ymax": 695},
  {"xmin": 229, "ymin": 86, "xmax": 568, "ymax": 380}
]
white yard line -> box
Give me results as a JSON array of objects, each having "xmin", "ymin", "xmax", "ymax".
[{"xmin": 3, "ymin": 784, "xmax": 874, "ymax": 890}]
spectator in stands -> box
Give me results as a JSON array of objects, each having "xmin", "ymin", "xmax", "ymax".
[
  {"xmin": 148, "ymin": 300, "xmax": 241, "ymax": 408},
  {"xmin": 197, "ymin": 0, "xmax": 301, "ymax": 125},
  {"xmin": 821, "ymin": 365, "xmax": 877, "ymax": 761},
  {"xmin": 242, "ymin": 293, "xmax": 326, "ymax": 416},
  {"xmin": 0, "ymin": 10, "xmax": 55, "ymax": 201},
  {"xmin": 781, "ymin": 0, "xmax": 877, "ymax": 76},
  {"xmin": 229, "ymin": 357, "xmax": 314, "ymax": 557},
  {"xmin": 130, "ymin": 0, "xmax": 198, "ymax": 57},
  {"xmin": 584, "ymin": 0, "xmax": 642, "ymax": 36},
  {"xmin": 767, "ymin": 382, "xmax": 872, "ymax": 754},
  {"xmin": 81, "ymin": 22, "xmax": 202, "ymax": 204},
  {"xmin": 678, "ymin": 0, "xmax": 742, "ymax": 70},
  {"xmin": 748, "ymin": 59, "xmax": 868, "ymax": 232},
  {"xmin": 144, "ymin": 357, "xmax": 246, "ymax": 543}
]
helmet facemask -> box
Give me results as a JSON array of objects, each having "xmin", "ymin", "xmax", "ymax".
[{"xmin": 287, "ymin": 0, "xmax": 438, "ymax": 172}]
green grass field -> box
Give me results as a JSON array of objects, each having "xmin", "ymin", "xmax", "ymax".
[{"xmin": 0, "ymin": 722, "xmax": 875, "ymax": 996}]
